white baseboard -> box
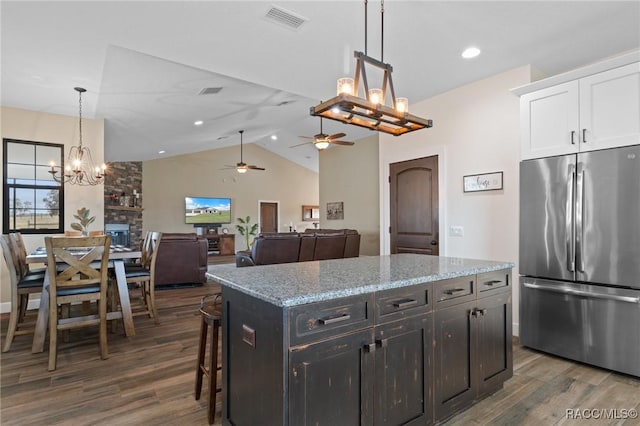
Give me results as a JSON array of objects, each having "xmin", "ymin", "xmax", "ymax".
[{"xmin": 0, "ymin": 298, "xmax": 41, "ymax": 314}]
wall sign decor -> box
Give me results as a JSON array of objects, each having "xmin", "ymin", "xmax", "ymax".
[
  {"xmin": 463, "ymin": 171, "xmax": 503, "ymax": 192},
  {"xmin": 326, "ymin": 201, "xmax": 344, "ymax": 220}
]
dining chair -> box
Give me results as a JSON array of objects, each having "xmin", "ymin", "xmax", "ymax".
[
  {"xmin": 120, "ymin": 231, "xmax": 161, "ymax": 324},
  {"xmin": 88, "ymin": 230, "xmax": 105, "ymax": 237},
  {"xmin": 9, "ymin": 232, "xmax": 46, "ymax": 279},
  {"xmin": 0, "ymin": 235, "xmax": 45, "ymax": 352},
  {"xmin": 45, "ymin": 234, "xmax": 111, "ymax": 371}
]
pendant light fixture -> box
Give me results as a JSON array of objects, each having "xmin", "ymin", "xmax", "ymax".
[
  {"xmin": 311, "ymin": 0, "xmax": 432, "ymax": 136},
  {"xmin": 48, "ymin": 87, "xmax": 106, "ymax": 185}
]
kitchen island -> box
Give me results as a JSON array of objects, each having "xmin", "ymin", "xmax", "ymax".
[{"xmin": 206, "ymin": 254, "xmax": 514, "ymax": 425}]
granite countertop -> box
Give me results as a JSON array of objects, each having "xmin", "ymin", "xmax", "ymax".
[{"xmin": 206, "ymin": 253, "xmax": 515, "ymax": 307}]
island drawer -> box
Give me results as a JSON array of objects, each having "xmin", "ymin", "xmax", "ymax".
[
  {"xmin": 477, "ymin": 269, "xmax": 511, "ymax": 297},
  {"xmin": 434, "ymin": 276, "xmax": 475, "ymax": 309},
  {"xmin": 289, "ymin": 294, "xmax": 374, "ymax": 346},
  {"xmin": 375, "ymin": 282, "xmax": 431, "ymax": 323}
]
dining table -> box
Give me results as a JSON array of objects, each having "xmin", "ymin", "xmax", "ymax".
[{"xmin": 26, "ymin": 246, "xmax": 142, "ymax": 353}]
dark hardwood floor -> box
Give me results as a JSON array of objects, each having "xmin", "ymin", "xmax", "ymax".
[{"xmin": 2, "ymin": 278, "xmax": 638, "ymax": 425}]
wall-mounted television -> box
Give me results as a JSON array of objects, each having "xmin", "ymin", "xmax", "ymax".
[{"xmin": 185, "ymin": 196, "xmax": 232, "ymax": 225}]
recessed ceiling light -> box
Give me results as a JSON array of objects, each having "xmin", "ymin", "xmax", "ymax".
[
  {"xmin": 461, "ymin": 47, "xmax": 481, "ymax": 59},
  {"xmin": 194, "ymin": 120, "xmax": 203, "ymax": 126},
  {"xmin": 271, "ymin": 135, "xmax": 278, "ymax": 141},
  {"xmin": 158, "ymin": 150, "xmax": 166, "ymax": 154}
]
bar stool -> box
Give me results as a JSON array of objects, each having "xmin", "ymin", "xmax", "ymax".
[{"xmin": 195, "ymin": 292, "xmax": 223, "ymax": 424}]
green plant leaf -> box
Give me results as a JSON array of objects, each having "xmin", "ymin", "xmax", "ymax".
[{"xmin": 70, "ymin": 223, "xmax": 83, "ymax": 231}]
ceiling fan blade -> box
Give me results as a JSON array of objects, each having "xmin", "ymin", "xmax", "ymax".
[
  {"xmin": 298, "ymin": 136, "xmax": 315, "ymax": 140},
  {"xmin": 330, "ymin": 140, "xmax": 355, "ymax": 146},
  {"xmin": 247, "ymin": 165, "xmax": 266, "ymax": 171},
  {"xmin": 289, "ymin": 141, "xmax": 311, "ymax": 148},
  {"xmin": 327, "ymin": 132, "xmax": 346, "ymax": 140}
]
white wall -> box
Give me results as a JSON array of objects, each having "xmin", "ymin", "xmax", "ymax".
[
  {"xmin": 379, "ymin": 66, "xmax": 533, "ymax": 335},
  {"xmin": 0, "ymin": 106, "xmax": 105, "ymax": 309}
]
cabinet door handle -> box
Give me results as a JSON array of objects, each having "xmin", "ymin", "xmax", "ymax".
[
  {"xmin": 483, "ymin": 280, "xmax": 502, "ymax": 286},
  {"xmin": 478, "ymin": 309, "xmax": 487, "ymax": 316},
  {"xmin": 393, "ymin": 299, "xmax": 418, "ymax": 309},
  {"xmin": 443, "ymin": 288, "xmax": 466, "ymax": 295},
  {"xmin": 376, "ymin": 338, "xmax": 388, "ymax": 348},
  {"xmin": 364, "ymin": 342, "xmax": 376, "ymax": 353},
  {"xmin": 570, "ymin": 130, "xmax": 576, "ymax": 145},
  {"xmin": 582, "ymin": 128, "xmax": 587, "ymax": 143},
  {"xmin": 318, "ymin": 313, "xmax": 351, "ymax": 325}
]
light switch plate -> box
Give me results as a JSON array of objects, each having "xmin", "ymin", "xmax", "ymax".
[{"xmin": 450, "ymin": 226, "xmax": 464, "ymax": 237}]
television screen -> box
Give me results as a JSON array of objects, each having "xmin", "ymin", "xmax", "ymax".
[{"xmin": 185, "ymin": 196, "xmax": 232, "ymax": 224}]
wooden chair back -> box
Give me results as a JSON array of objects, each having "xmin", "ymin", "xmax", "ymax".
[
  {"xmin": 0, "ymin": 235, "xmax": 19, "ymax": 287},
  {"xmin": 64, "ymin": 230, "xmax": 83, "ymax": 236},
  {"xmin": 44, "ymin": 235, "xmax": 112, "ymax": 370},
  {"xmin": 45, "ymin": 236, "xmax": 111, "ymax": 294}
]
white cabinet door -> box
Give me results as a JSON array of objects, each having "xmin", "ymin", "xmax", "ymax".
[
  {"xmin": 579, "ymin": 62, "xmax": 640, "ymax": 152},
  {"xmin": 520, "ymin": 81, "xmax": 579, "ymax": 160}
]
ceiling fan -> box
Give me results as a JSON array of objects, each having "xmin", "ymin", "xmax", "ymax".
[
  {"xmin": 223, "ymin": 130, "xmax": 265, "ymax": 173},
  {"xmin": 290, "ymin": 117, "xmax": 354, "ymax": 150}
]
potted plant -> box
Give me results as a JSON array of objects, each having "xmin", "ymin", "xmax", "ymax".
[
  {"xmin": 236, "ymin": 216, "xmax": 258, "ymax": 250},
  {"xmin": 70, "ymin": 207, "xmax": 96, "ymax": 236}
]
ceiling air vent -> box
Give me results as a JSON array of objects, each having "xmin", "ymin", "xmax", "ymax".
[
  {"xmin": 198, "ymin": 87, "xmax": 223, "ymax": 96},
  {"xmin": 264, "ymin": 5, "xmax": 308, "ymax": 30}
]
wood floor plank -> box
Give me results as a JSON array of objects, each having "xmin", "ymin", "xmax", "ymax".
[{"xmin": 2, "ymin": 280, "xmax": 638, "ymax": 426}]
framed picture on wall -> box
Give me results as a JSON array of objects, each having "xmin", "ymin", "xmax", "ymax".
[
  {"xmin": 463, "ymin": 171, "xmax": 503, "ymax": 192},
  {"xmin": 326, "ymin": 201, "xmax": 344, "ymax": 220}
]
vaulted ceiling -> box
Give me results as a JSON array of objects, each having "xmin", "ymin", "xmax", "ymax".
[{"xmin": 2, "ymin": 1, "xmax": 639, "ymax": 172}]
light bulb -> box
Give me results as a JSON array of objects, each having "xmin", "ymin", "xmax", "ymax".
[
  {"xmin": 237, "ymin": 166, "xmax": 248, "ymax": 174},
  {"xmin": 337, "ymin": 77, "xmax": 354, "ymax": 96},
  {"xmin": 315, "ymin": 141, "xmax": 330, "ymax": 150},
  {"xmin": 395, "ymin": 97, "xmax": 409, "ymax": 113},
  {"xmin": 369, "ymin": 88, "xmax": 383, "ymax": 105}
]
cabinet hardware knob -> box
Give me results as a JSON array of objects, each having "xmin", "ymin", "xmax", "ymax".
[
  {"xmin": 582, "ymin": 128, "xmax": 587, "ymax": 143},
  {"xmin": 571, "ymin": 130, "xmax": 576, "ymax": 145}
]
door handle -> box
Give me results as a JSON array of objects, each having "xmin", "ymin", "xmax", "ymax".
[
  {"xmin": 575, "ymin": 165, "xmax": 585, "ymax": 273},
  {"xmin": 430, "ymin": 240, "xmax": 438, "ymax": 246},
  {"xmin": 483, "ymin": 280, "xmax": 503, "ymax": 286},
  {"xmin": 364, "ymin": 342, "xmax": 376, "ymax": 353},
  {"xmin": 570, "ymin": 130, "xmax": 576, "ymax": 145},
  {"xmin": 566, "ymin": 165, "xmax": 575, "ymax": 272},
  {"xmin": 523, "ymin": 282, "xmax": 640, "ymax": 303},
  {"xmin": 582, "ymin": 128, "xmax": 587, "ymax": 143},
  {"xmin": 443, "ymin": 288, "xmax": 466, "ymax": 295},
  {"xmin": 376, "ymin": 338, "xmax": 388, "ymax": 348}
]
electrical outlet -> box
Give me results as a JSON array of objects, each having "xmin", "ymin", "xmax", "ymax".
[{"xmin": 450, "ymin": 226, "xmax": 464, "ymax": 237}]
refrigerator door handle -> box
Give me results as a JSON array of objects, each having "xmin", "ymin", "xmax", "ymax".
[
  {"xmin": 523, "ymin": 282, "xmax": 640, "ymax": 304},
  {"xmin": 566, "ymin": 166, "xmax": 575, "ymax": 272},
  {"xmin": 575, "ymin": 164, "xmax": 585, "ymax": 272}
]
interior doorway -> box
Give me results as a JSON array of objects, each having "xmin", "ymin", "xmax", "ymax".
[
  {"xmin": 258, "ymin": 201, "xmax": 279, "ymax": 233},
  {"xmin": 389, "ymin": 155, "xmax": 439, "ymax": 255}
]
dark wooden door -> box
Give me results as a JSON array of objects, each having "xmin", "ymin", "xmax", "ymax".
[
  {"xmin": 259, "ymin": 202, "xmax": 278, "ymax": 233},
  {"xmin": 434, "ymin": 300, "xmax": 476, "ymax": 422},
  {"xmin": 476, "ymin": 292, "xmax": 513, "ymax": 397},
  {"xmin": 390, "ymin": 156, "xmax": 439, "ymax": 255},
  {"xmin": 374, "ymin": 313, "xmax": 434, "ymax": 426},
  {"xmin": 289, "ymin": 329, "xmax": 374, "ymax": 425}
]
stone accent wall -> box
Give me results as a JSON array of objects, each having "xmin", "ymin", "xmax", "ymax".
[{"xmin": 104, "ymin": 161, "xmax": 143, "ymax": 249}]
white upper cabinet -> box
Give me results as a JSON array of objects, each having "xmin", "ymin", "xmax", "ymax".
[
  {"xmin": 518, "ymin": 60, "xmax": 640, "ymax": 160},
  {"xmin": 579, "ymin": 63, "xmax": 640, "ymax": 152}
]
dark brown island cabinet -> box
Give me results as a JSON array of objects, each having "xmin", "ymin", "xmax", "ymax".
[{"xmin": 211, "ymin": 255, "xmax": 513, "ymax": 425}]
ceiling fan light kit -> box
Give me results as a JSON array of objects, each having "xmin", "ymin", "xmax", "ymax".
[
  {"xmin": 311, "ymin": 0, "xmax": 432, "ymax": 136},
  {"xmin": 224, "ymin": 130, "xmax": 265, "ymax": 173},
  {"xmin": 48, "ymin": 87, "xmax": 107, "ymax": 185}
]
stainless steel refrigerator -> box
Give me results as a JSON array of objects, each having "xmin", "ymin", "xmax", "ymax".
[{"xmin": 519, "ymin": 144, "xmax": 640, "ymax": 377}]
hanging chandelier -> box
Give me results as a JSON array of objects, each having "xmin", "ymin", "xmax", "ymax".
[
  {"xmin": 48, "ymin": 87, "xmax": 106, "ymax": 185},
  {"xmin": 310, "ymin": 0, "xmax": 432, "ymax": 136}
]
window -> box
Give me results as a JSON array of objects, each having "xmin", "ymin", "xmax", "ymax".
[{"xmin": 3, "ymin": 139, "xmax": 65, "ymax": 234}]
